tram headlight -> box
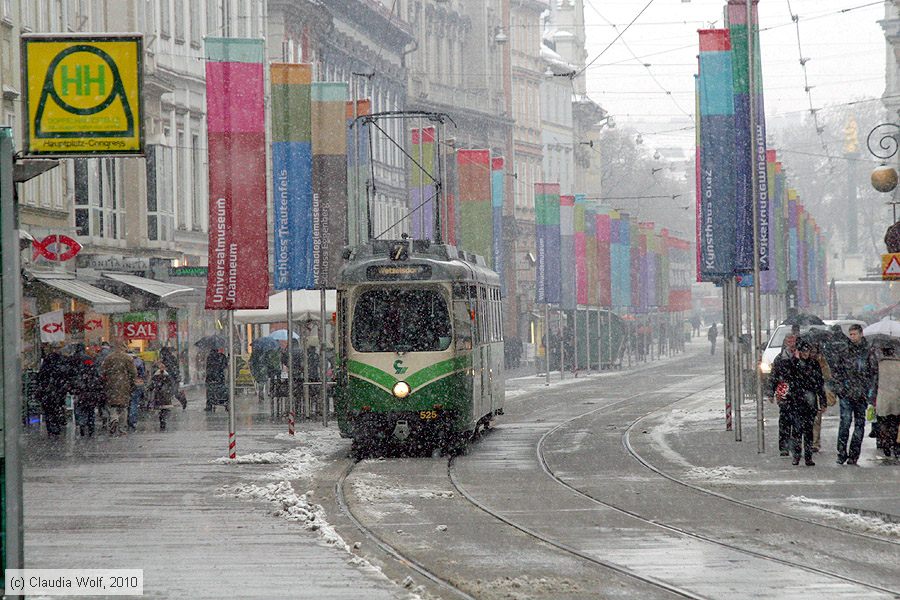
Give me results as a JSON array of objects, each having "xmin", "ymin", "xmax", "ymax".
[{"xmin": 392, "ymin": 381, "xmax": 411, "ymax": 399}]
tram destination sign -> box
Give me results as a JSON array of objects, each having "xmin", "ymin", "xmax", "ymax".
[
  {"xmin": 366, "ymin": 264, "xmax": 432, "ymax": 281},
  {"xmin": 21, "ymin": 34, "xmax": 144, "ymax": 156}
]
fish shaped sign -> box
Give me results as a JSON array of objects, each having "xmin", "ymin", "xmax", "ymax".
[{"xmin": 32, "ymin": 234, "xmax": 82, "ymax": 262}]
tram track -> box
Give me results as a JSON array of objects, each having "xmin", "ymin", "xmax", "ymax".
[
  {"xmin": 621, "ymin": 406, "xmax": 900, "ymax": 548},
  {"xmin": 528, "ymin": 382, "xmax": 900, "ymax": 597}
]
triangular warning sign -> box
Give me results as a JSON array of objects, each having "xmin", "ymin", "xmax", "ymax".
[{"xmin": 887, "ymin": 257, "xmax": 900, "ymax": 275}]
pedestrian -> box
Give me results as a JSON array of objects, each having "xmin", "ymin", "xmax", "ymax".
[
  {"xmin": 808, "ymin": 341, "xmax": 836, "ymax": 454},
  {"xmin": 707, "ymin": 322, "xmax": 718, "ymax": 356},
  {"xmin": 249, "ymin": 347, "xmax": 270, "ymax": 402},
  {"xmin": 100, "ymin": 341, "xmax": 137, "ymax": 436},
  {"xmin": 128, "ymin": 350, "xmax": 146, "ymax": 432},
  {"xmin": 691, "ymin": 315, "xmax": 702, "ymax": 337},
  {"xmin": 147, "ymin": 361, "xmax": 176, "ymax": 431},
  {"xmin": 769, "ymin": 334, "xmax": 799, "ymax": 456},
  {"xmin": 872, "ymin": 346, "xmax": 900, "ymax": 459},
  {"xmin": 36, "ymin": 345, "xmax": 70, "ymax": 436},
  {"xmin": 95, "ymin": 340, "xmax": 112, "ymax": 365},
  {"xmin": 205, "ymin": 347, "xmax": 228, "ymax": 412},
  {"xmin": 832, "ymin": 324, "xmax": 878, "ymax": 465},
  {"xmin": 71, "ymin": 353, "xmax": 106, "ymax": 437},
  {"xmin": 778, "ymin": 338, "xmax": 827, "ymax": 466}
]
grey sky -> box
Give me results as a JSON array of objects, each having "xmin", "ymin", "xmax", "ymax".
[{"xmin": 581, "ymin": 0, "xmax": 887, "ymax": 150}]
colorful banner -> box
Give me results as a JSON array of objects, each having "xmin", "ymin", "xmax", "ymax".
[
  {"xmin": 410, "ymin": 127, "xmax": 436, "ymax": 240},
  {"xmin": 697, "ymin": 29, "xmax": 737, "ymax": 279},
  {"xmin": 491, "ymin": 156, "xmax": 505, "ymax": 281},
  {"xmin": 442, "ymin": 140, "xmax": 457, "ymax": 245},
  {"xmin": 560, "ymin": 195, "xmax": 576, "ymax": 310},
  {"xmin": 311, "ymin": 82, "xmax": 349, "ymax": 289},
  {"xmin": 585, "ymin": 208, "xmax": 598, "ymax": 307},
  {"xmin": 667, "ymin": 234, "xmax": 693, "ymax": 312},
  {"xmin": 728, "ymin": 0, "xmax": 769, "ymax": 271},
  {"xmin": 457, "ymin": 149, "xmax": 492, "ymax": 265},
  {"xmin": 596, "ymin": 212, "xmax": 612, "ymax": 307},
  {"xmin": 535, "ymin": 183, "xmax": 561, "ymax": 304},
  {"xmin": 575, "ymin": 195, "xmax": 588, "ymax": 306},
  {"xmin": 347, "ymin": 98, "xmax": 371, "ymax": 247},
  {"xmin": 760, "ymin": 149, "xmax": 778, "ymax": 293},
  {"xmin": 775, "ymin": 163, "xmax": 787, "ymax": 293},
  {"xmin": 788, "ymin": 188, "xmax": 799, "ymax": 281},
  {"xmin": 205, "ymin": 38, "xmax": 268, "ymax": 309},
  {"xmin": 271, "ymin": 63, "xmax": 312, "ymax": 290}
]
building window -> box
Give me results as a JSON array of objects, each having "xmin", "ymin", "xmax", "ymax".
[
  {"xmin": 160, "ymin": 0, "xmax": 170, "ymax": 38},
  {"xmin": 146, "ymin": 144, "xmax": 175, "ymax": 242},
  {"xmin": 237, "ymin": 0, "xmax": 247, "ymax": 37},
  {"xmin": 174, "ymin": 0, "xmax": 185, "ymax": 43},
  {"xmin": 206, "ymin": 0, "xmax": 218, "ymax": 36},
  {"xmin": 189, "ymin": 0, "xmax": 201, "ymax": 46},
  {"xmin": 191, "ymin": 133, "xmax": 203, "ymax": 231},
  {"xmin": 176, "ymin": 130, "xmax": 186, "ymax": 230},
  {"xmin": 72, "ymin": 158, "xmax": 124, "ymax": 239}
]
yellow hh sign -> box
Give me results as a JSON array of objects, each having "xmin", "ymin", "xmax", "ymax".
[
  {"xmin": 21, "ymin": 34, "xmax": 144, "ymax": 156},
  {"xmin": 882, "ymin": 253, "xmax": 900, "ymax": 281}
]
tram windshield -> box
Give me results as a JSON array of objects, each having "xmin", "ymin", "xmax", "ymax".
[{"xmin": 352, "ymin": 288, "xmax": 452, "ymax": 352}]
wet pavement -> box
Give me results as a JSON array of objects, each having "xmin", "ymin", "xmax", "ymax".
[{"xmin": 20, "ymin": 339, "xmax": 900, "ymax": 599}]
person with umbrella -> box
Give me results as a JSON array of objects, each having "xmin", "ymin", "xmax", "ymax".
[
  {"xmin": 770, "ymin": 337, "xmax": 826, "ymax": 466},
  {"xmin": 250, "ymin": 336, "xmax": 279, "ymax": 401},
  {"xmin": 205, "ymin": 346, "xmax": 229, "ymax": 412}
]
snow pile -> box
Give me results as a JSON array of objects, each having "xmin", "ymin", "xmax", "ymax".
[
  {"xmin": 230, "ymin": 481, "xmax": 349, "ymax": 549},
  {"xmin": 684, "ymin": 465, "xmax": 755, "ymax": 483},
  {"xmin": 213, "ymin": 451, "xmax": 288, "ymax": 464},
  {"xmin": 214, "ymin": 429, "xmax": 347, "ymax": 480},
  {"xmin": 789, "ymin": 496, "xmax": 900, "ymax": 538}
]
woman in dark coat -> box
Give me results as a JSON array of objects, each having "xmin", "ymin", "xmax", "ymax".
[
  {"xmin": 205, "ymin": 348, "xmax": 228, "ymax": 411},
  {"xmin": 37, "ymin": 348, "xmax": 70, "ymax": 436},
  {"xmin": 773, "ymin": 338, "xmax": 827, "ymax": 466}
]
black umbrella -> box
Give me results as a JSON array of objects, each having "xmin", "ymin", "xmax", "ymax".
[
  {"xmin": 799, "ymin": 328, "xmax": 833, "ymax": 349},
  {"xmin": 867, "ymin": 333, "xmax": 900, "ymax": 355},
  {"xmin": 782, "ymin": 313, "xmax": 825, "ymax": 326},
  {"xmin": 195, "ymin": 334, "xmax": 227, "ymax": 350}
]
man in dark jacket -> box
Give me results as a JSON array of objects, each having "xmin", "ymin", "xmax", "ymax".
[
  {"xmin": 832, "ymin": 324, "xmax": 878, "ymax": 465},
  {"xmin": 707, "ymin": 323, "xmax": 718, "ymax": 355},
  {"xmin": 769, "ymin": 334, "xmax": 798, "ymax": 456},
  {"xmin": 773, "ymin": 338, "xmax": 826, "ymax": 466}
]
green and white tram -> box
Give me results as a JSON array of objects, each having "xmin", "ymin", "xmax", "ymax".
[{"xmin": 334, "ymin": 238, "xmax": 505, "ymax": 457}]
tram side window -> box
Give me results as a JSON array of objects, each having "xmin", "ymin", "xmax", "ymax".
[{"xmin": 351, "ymin": 288, "xmax": 451, "ymax": 352}]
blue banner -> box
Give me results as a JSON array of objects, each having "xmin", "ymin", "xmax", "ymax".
[{"xmin": 272, "ymin": 142, "xmax": 313, "ymax": 289}]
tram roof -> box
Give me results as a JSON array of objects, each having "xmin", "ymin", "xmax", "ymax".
[{"xmin": 338, "ymin": 240, "xmax": 500, "ymax": 287}]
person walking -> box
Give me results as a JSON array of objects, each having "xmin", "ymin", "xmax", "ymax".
[
  {"xmin": 100, "ymin": 341, "xmax": 137, "ymax": 436},
  {"xmin": 808, "ymin": 342, "xmax": 835, "ymax": 454},
  {"xmin": 778, "ymin": 338, "xmax": 826, "ymax": 466},
  {"xmin": 37, "ymin": 346, "xmax": 70, "ymax": 436},
  {"xmin": 691, "ymin": 315, "xmax": 702, "ymax": 338},
  {"xmin": 769, "ymin": 334, "xmax": 799, "ymax": 456},
  {"xmin": 872, "ymin": 345, "xmax": 900, "ymax": 458},
  {"xmin": 127, "ymin": 351, "xmax": 146, "ymax": 432},
  {"xmin": 833, "ymin": 324, "xmax": 878, "ymax": 465},
  {"xmin": 71, "ymin": 352, "xmax": 105, "ymax": 437},
  {"xmin": 147, "ymin": 361, "xmax": 176, "ymax": 431},
  {"xmin": 707, "ymin": 323, "xmax": 718, "ymax": 356},
  {"xmin": 205, "ymin": 347, "xmax": 228, "ymax": 412}
]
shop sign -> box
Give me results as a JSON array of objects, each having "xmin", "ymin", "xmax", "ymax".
[
  {"xmin": 168, "ymin": 266, "xmax": 208, "ymax": 277},
  {"xmin": 77, "ymin": 255, "xmax": 150, "ymax": 272},
  {"xmin": 21, "ymin": 34, "xmax": 144, "ymax": 156},
  {"xmin": 32, "ymin": 234, "xmax": 82, "ymax": 261},
  {"xmin": 112, "ymin": 311, "xmax": 177, "ymax": 340}
]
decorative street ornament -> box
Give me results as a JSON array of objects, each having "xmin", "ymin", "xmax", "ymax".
[
  {"xmin": 32, "ymin": 234, "xmax": 82, "ymax": 261},
  {"xmin": 871, "ymin": 164, "xmax": 899, "ymax": 193}
]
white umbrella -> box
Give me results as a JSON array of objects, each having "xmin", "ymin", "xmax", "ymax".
[
  {"xmin": 266, "ymin": 329, "xmax": 301, "ymax": 341},
  {"xmin": 863, "ymin": 317, "xmax": 900, "ymax": 338}
]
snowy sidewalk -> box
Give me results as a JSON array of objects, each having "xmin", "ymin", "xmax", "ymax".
[
  {"xmin": 636, "ymin": 385, "xmax": 900, "ymax": 534},
  {"xmin": 21, "ymin": 391, "xmax": 401, "ymax": 599}
]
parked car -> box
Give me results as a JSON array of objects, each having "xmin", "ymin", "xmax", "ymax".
[{"xmin": 823, "ymin": 319, "xmax": 867, "ymax": 336}]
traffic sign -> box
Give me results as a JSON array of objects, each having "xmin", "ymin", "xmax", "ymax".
[
  {"xmin": 21, "ymin": 34, "xmax": 144, "ymax": 156},
  {"xmin": 882, "ymin": 253, "xmax": 900, "ymax": 280}
]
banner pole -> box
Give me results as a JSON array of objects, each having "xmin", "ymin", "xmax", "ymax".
[
  {"xmin": 747, "ymin": 0, "xmax": 765, "ymax": 453},
  {"xmin": 287, "ymin": 292, "xmax": 294, "ymax": 436},
  {"xmin": 228, "ymin": 311, "xmax": 236, "ymax": 459},
  {"xmin": 544, "ymin": 303, "xmax": 550, "ymax": 386},
  {"xmin": 321, "ymin": 288, "xmax": 328, "ymax": 427}
]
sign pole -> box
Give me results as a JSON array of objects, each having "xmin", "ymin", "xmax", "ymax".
[
  {"xmin": 544, "ymin": 303, "xmax": 550, "ymax": 386},
  {"xmin": 227, "ymin": 311, "xmax": 236, "ymax": 459},
  {"xmin": 1, "ymin": 126, "xmax": 24, "ymax": 578},
  {"xmin": 287, "ymin": 292, "xmax": 294, "ymax": 436}
]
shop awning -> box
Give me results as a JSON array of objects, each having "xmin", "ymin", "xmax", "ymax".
[
  {"xmin": 30, "ymin": 272, "xmax": 130, "ymax": 314},
  {"xmin": 101, "ymin": 272, "xmax": 193, "ymax": 300}
]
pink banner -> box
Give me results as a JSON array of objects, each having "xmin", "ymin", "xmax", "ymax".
[{"xmin": 204, "ymin": 39, "xmax": 269, "ymax": 310}]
